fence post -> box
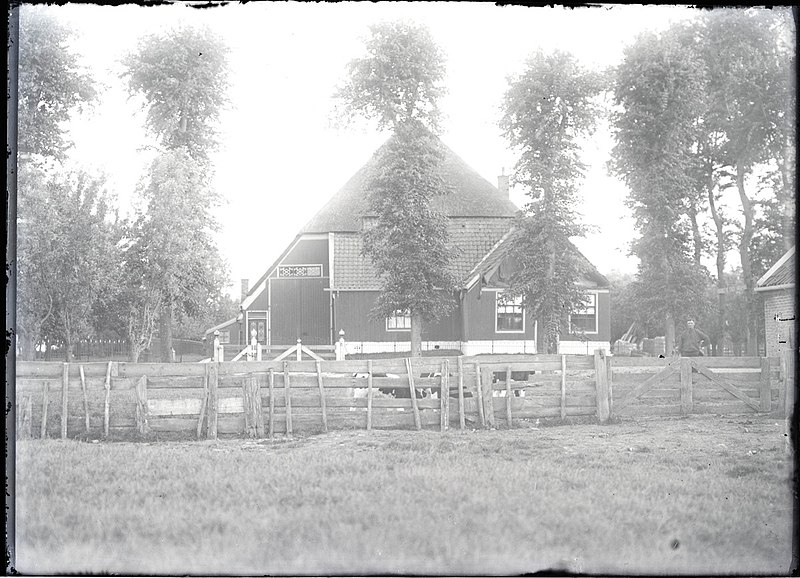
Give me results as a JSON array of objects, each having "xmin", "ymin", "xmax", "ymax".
[
  {"xmin": 296, "ymin": 339, "xmax": 302, "ymax": 362},
  {"xmin": 40, "ymin": 380, "xmax": 49, "ymax": 439},
  {"xmin": 680, "ymin": 357, "xmax": 693, "ymax": 415},
  {"xmin": 481, "ymin": 366, "xmax": 496, "ymax": 428},
  {"xmin": 759, "ymin": 357, "xmax": 771, "ymax": 412},
  {"xmin": 594, "ymin": 349, "xmax": 610, "ymax": 423},
  {"xmin": 103, "ymin": 361, "xmax": 112, "ymax": 438},
  {"xmin": 213, "ymin": 331, "xmax": 220, "ymax": 362},
  {"xmin": 79, "ymin": 365, "xmax": 90, "ymax": 433},
  {"xmin": 783, "ymin": 350, "xmax": 794, "ymax": 455},
  {"xmin": 135, "ymin": 375, "xmax": 149, "ymax": 437},
  {"xmin": 336, "ymin": 330, "xmax": 346, "ymax": 361},
  {"xmin": 243, "ymin": 374, "xmax": 263, "ymax": 438},
  {"xmin": 61, "ymin": 363, "xmax": 69, "ymax": 439},
  {"xmin": 207, "ymin": 363, "xmax": 219, "ymax": 440},
  {"xmin": 560, "ymin": 355, "xmax": 567, "ymax": 420}
]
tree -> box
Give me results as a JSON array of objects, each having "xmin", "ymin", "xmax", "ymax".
[
  {"xmin": 121, "ymin": 25, "xmax": 229, "ymax": 165},
  {"xmin": 499, "ymin": 50, "xmax": 604, "ymax": 353},
  {"xmin": 122, "ymin": 25, "xmax": 230, "ymax": 360},
  {"xmin": 699, "ymin": 8, "xmax": 793, "ymax": 355},
  {"xmin": 17, "ymin": 167, "xmax": 121, "ymax": 361},
  {"xmin": 18, "ymin": 7, "xmax": 96, "ymax": 160},
  {"xmin": 334, "ymin": 22, "xmax": 455, "ymax": 357},
  {"xmin": 121, "ymin": 149, "xmax": 229, "ymax": 362},
  {"xmin": 610, "ymin": 28, "xmax": 711, "ymax": 355}
]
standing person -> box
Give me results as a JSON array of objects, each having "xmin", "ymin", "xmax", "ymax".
[{"xmin": 677, "ymin": 319, "xmax": 710, "ymax": 357}]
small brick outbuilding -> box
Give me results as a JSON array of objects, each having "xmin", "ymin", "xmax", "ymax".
[{"xmin": 755, "ymin": 246, "xmax": 795, "ymax": 358}]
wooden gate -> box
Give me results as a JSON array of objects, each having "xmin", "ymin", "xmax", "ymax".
[{"xmin": 612, "ymin": 357, "xmax": 777, "ymax": 417}]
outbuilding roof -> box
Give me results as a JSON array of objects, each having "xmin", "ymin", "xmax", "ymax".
[{"xmin": 756, "ymin": 246, "xmax": 795, "ymax": 291}]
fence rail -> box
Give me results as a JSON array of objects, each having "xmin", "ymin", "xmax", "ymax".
[{"xmin": 14, "ymin": 351, "xmax": 793, "ymax": 440}]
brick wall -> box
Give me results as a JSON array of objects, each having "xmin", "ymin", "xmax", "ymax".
[{"xmin": 763, "ymin": 288, "xmax": 795, "ymax": 357}]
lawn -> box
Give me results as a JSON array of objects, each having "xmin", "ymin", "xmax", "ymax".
[{"xmin": 12, "ymin": 414, "xmax": 795, "ymax": 575}]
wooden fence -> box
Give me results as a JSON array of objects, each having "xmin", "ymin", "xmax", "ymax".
[{"xmin": 14, "ymin": 352, "xmax": 794, "ymax": 440}]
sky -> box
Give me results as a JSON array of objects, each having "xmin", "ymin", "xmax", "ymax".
[{"xmin": 30, "ymin": 2, "xmax": 710, "ymax": 297}]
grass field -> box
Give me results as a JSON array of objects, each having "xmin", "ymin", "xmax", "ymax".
[{"xmin": 12, "ymin": 414, "xmax": 795, "ymax": 575}]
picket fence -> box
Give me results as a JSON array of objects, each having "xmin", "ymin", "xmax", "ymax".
[{"xmin": 14, "ymin": 351, "xmax": 794, "ymax": 440}]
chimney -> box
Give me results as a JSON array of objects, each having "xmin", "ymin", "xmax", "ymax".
[
  {"xmin": 497, "ymin": 172, "xmax": 509, "ymax": 198},
  {"xmin": 240, "ymin": 278, "xmax": 249, "ymax": 303}
]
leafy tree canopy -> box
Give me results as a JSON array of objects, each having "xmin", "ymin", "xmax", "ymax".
[
  {"xmin": 121, "ymin": 25, "xmax": 229, "ymax": 164},
  {"xmin": 18, "ymin": 7, "xmax": 96, "ymax": 159},
  {"xmin": 334, "ymin": 21, "xmax": 447, "ymax": 133}
]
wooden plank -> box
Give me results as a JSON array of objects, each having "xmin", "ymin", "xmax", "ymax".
[
  {"xmin": 611, "ymin": 357, "xmax": 675, "ymax": 367},
  {"xmin": 117, "ymin": 363, "xmax": 208, "ymax": 378},
  {"xmin": 560, "ymin": 355, "xmax": 567, "ymax": 420},
  {"xmin": 316, "ymin": 361, "xmax": 328, "ymax": 433},
  {"xmin": 134, "ymin": 375, "xmax": 149, "ymax": 436},
  {"xmin": 693, "ymin": 401, "xmax": 759, "ymax": 415},
  {"xmin": 283, "ymin": 362, "xmax": 293, "ymax": 437},
  {"xmin": 457, "ymin": 357, "xmax": 465, "ymax": 431},
  {"xmin": 614, "ymin": 362, "xmax": 679, "ymax": 410},
  {"xmin": 478, "ymin": 361, "xmax": 564, "ymax": 373},
  {"xmin": 103, "ymin": 361, "xmax": 112, "ymax": 438},
  {"xmin": 79, "ymin": 365, "xmax": 90, "ymax": 433},
  {"xmin": 441, "ymin": 360, "xmax": 450, "ymax": 432},
  {"xmin": 196, "ymin": 365, "xmax": 208, "ymax": 439},
  {"xmin": 268, "ymin": 368, "xmax": 275, "ymax": 438},
  {"xmin": 505, "ymin": 365, "xmax": 513, "ymax": 428},
  {"xmin": 61, "ymin": 363, "xmax": 69, "ymax": 439},
  {"xmin": 481, "ymin": 366, "xmax": 496, "ymax": 428},
  {"xmin": 39, "ymin": 378, "xmax": 50, "ymax": 438},
  {"xmin": 680, "ymin": 357, "xmax": 693, "ymax": 415},
  {"xmin": 475, "ymin": 362, "xmax": 485, "ymax": 427},
  {"xmin": 366, "ymin": 360, "xmax": 374, "ymax": 431},
  {"xmin": 207, "ymin": 363, "xmax": 219, "ymax": 440},
  {"xmin": 692, "ymin": 363, "xmax": 760, "ymax": 411},
  {"xmin": 242, "ymin": 376, "xmax": 263, "ymax": 438},
  {"xmin": 594, "ymin": 350, "xmax": 609, "ymax": 422},
  {"xmin": 405, "ymin": 358, "xmax": 421, "ymax": 431},
  {"xmin": 760, "ymin": 357, "xmax": 771, "ymax": 412},
  {"xmin": 692, "ymin": 357, "xmax": 763, "ymax": 369}
]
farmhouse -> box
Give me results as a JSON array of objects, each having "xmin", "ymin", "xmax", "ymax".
[
  {"xmin": 755, "ymin": 246, "xmax": 795, "ymax": 357},
  {"xmin": 207, "ymin": 135, "xmax": 611, "ymax": 356}
]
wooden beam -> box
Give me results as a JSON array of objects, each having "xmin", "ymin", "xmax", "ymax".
[
  {"xmin": 316, "ymin": 361, "xmax": 328, "ymax": 433},
  {"xmin": 680, "ymin": 357, "xmax": 693, "ymax": 415},
  {"xmin": 760, "ymin": 357, "xmax": 771, "ymax": 412},
  {"xmin": 594, "ymin": 350, "xmax": 610, "ymax": 422},
  {"xmin": 268, "ymin": 368, "xmax": 275, "ymax": 438},
  {"xmin": 405, "ymin": 358, "xmax": 421, "ymax": 431},
  {"xmin": 103, "ymin": 361, "xmax": 112, "ymax": 438},
  {"xmin": 457, "ymin": 357, "xmax": 466, "ymax": 431},
  {"xmin": 475, "ymin": 362, "xmax": 485, "ymax": 427},
  {"xmin": 134, "ymin": 375, "xmax": 149, "ymax": 437},
  {"xmin": 505, "ymin": 365, "xmax": 513, "ymax": 428},
  {"xmin": 283, "ymin": 362, "xmax": 293, "ymax": 437},
  {"xmin": 207, "ymin": 363, "xmax": 219, "ymax": 440},
  {"xmin": 441, "ymin": 360, "xmax": 450, "ymax": 431},
  {"xmin": 196, "ymin": 365, "xmax": 208, "ymax": 439},
  {"xmin": 693, "ymin": 363, "xmax": 760, "ymax": 411},
  {"xmin": 40, "ymin": 380, "xmax": 49, "ymax": 439},
  {"xmin": 614, "ymin": 362, "xmax": 679, "ymax": 411},
  {"xmin": 79, "ymin": 365, "xmax": 90, "ymax": 433},
  {"xmin": 560, "ymin": 355, "xmax": 567, "ymax": 420},
  {"xmin": 366, "ymin": 360, "xmax": 374, "ymax": 431},
  {"xmin": 61, "ymin": 363, "xmax": 69, "ymax": 439}
]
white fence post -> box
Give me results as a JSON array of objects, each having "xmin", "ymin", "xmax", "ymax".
[
  {"xmin": 296, "ymin": 339, "xmax": 302, "ymax": 362},
  {"xmin": 213, "ymin": 331, "xmax": 220, "ymax": 362},
  {"xmin": 336, "ymin": 330, "xmax": 346, "ymax": 361}
]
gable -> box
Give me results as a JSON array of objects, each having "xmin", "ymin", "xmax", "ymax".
[{"xmin": 756, "ymin": 246, "xmax": 795, "ymax": 291}]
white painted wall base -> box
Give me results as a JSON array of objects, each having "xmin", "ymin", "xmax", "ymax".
[{"xmin": 558, "ymin": 340, "xmax": 611, "ymax": 355}]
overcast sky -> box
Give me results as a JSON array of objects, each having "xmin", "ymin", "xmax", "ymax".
[{"xmin": 35, "ymin": 2, "xmax": 707, "ymax": 296}]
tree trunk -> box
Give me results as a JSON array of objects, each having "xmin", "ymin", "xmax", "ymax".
[
  {"xmin": 159, "ymin": 305, "xmax": 174, "ymax": 363},
  {"xmin": 735, "ymin": 161, "xmax": 757, "ymax": 356},
  {"xmin": 688, "ymin": 202, "xmax": 702, "ymax": 265},
  {"xmin": 665, "ymin": 312, "xmax": 675, "ymax": 357},
  {"xmin": 707, "ymin": 167, "xmax": 726, "ymax": 357},
  {"xmin": 410, "ymin": 311, "xmax": 422, "ymax": 358}
]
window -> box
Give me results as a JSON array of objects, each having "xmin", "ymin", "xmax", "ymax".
[
  {"xmin": 386, "ymin": 310, "xmax": 411, "ymax": 331},
  {"xmin": 277, "ymin": 264, "xmax": 322, "ymax": 278},
  {"xmin": 570, "ymin": 293, "xmax": 598, "ymax": 334},
  {"xmin": 496, "ymin": 293, "xmax": 524, "ymax": 333},
  {"xmin": 218, "ymin": 331, "xmax": 230, "ymax": 344}
]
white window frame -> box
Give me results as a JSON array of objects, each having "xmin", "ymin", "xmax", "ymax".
[
  {"xmin": 495, "ymin": 292, "xmax": 525, "ymax": 334},
  {"xmin": 386, "ymin": 310, "xmax": 412, "ymax": 332},
  {"xmin": 569, "ymin": 292, "xmax": 599, "ymax": 335},
  {"xmin": 218, "ymin": 330, "xmax": 230, "ymax": 344}
]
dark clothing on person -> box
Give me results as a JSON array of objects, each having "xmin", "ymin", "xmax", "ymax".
[{"xmin": 678, "ymin": 327, "xmax": 710, "ymax": 356}]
